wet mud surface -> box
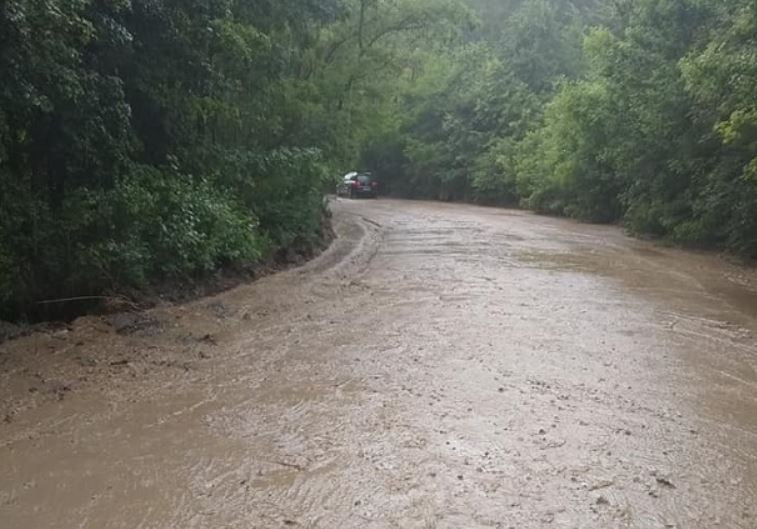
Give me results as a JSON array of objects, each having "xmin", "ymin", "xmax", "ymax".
[{"xmin": 1, "ymin": 199, "xmax": 756, "ymax": 528}]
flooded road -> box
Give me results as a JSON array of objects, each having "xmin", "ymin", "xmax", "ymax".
[{"xmin": 1, "ymin": 198, "xmax": 756, "ymax": 528}]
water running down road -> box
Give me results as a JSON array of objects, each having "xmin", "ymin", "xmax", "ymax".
[{"xmin": 1, "ymin": 198, "xmax": 756, "ymax": 528}]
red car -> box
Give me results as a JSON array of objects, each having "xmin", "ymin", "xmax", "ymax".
[{"xmin": 337, "ymin": 172, "xmax": 378, "ymax": 198}]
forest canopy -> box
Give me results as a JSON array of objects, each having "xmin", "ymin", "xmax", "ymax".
[{"xmin": 1, "ymin": 0, "xmax": 756, "ymax": 319}]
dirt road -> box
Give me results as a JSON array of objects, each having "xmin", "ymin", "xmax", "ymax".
[{"xmin": 1, "ymin": 199, "xmax": 756, "ymax": 528}]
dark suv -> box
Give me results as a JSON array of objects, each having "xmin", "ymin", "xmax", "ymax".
[{"xmin": 337, "ymin": 172, "xmax": 378, "ymax": 198}]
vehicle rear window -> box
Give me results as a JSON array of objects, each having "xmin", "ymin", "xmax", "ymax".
[{"xmin": 357, "ymin": 175, "xmax": 372, "ymax": 184}]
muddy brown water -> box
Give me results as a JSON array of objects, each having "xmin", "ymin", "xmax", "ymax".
[{"xmin": 1, "ymin": 199, "xmax": 756, "ymax": 528}]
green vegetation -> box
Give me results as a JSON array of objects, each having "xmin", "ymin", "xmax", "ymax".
[
  {"xmin": 374, "ymin": 0, "xmax": 757, "ymax": 259},
  {"xmin": 0, "ymin": 0, "xmax": 468, "ymax": 319},
  {"xmin": 1, "ymin": 0, "xmax": 755, "ymax": 319}
]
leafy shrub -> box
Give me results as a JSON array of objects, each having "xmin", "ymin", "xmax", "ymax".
[
  {"xmin": 111, "ymin": 165, "xmax": 263, "ymax": 279},
  {"xmin": 0, "ymin": 164, "xmax": 264, "ymax": 320},
  {"xmin": 212, "ymin": 147, "xmax": 329, "ymax": 249}
]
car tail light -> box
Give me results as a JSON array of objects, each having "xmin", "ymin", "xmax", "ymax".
[{"xmin": 352, "ymin": 181, "xmax": 360, "ymax": 188}]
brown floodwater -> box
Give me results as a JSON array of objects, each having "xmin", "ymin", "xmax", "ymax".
[{"xmin": 1, "ymin": 198, "xmax": 756, "ymax": 528}]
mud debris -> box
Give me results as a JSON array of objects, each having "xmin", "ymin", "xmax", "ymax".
[{"xmin": 0, "ymin": 199, "xmax": 756, "ymax": 529}]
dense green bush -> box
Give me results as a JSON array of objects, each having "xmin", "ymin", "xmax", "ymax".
[
  {"xmin": 111, "ymin": 167, "xmax": 264, "ymax": 279},
  {"xmin": 0, "ymin": 164, "xmax": 265, "ymax": 318}
]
